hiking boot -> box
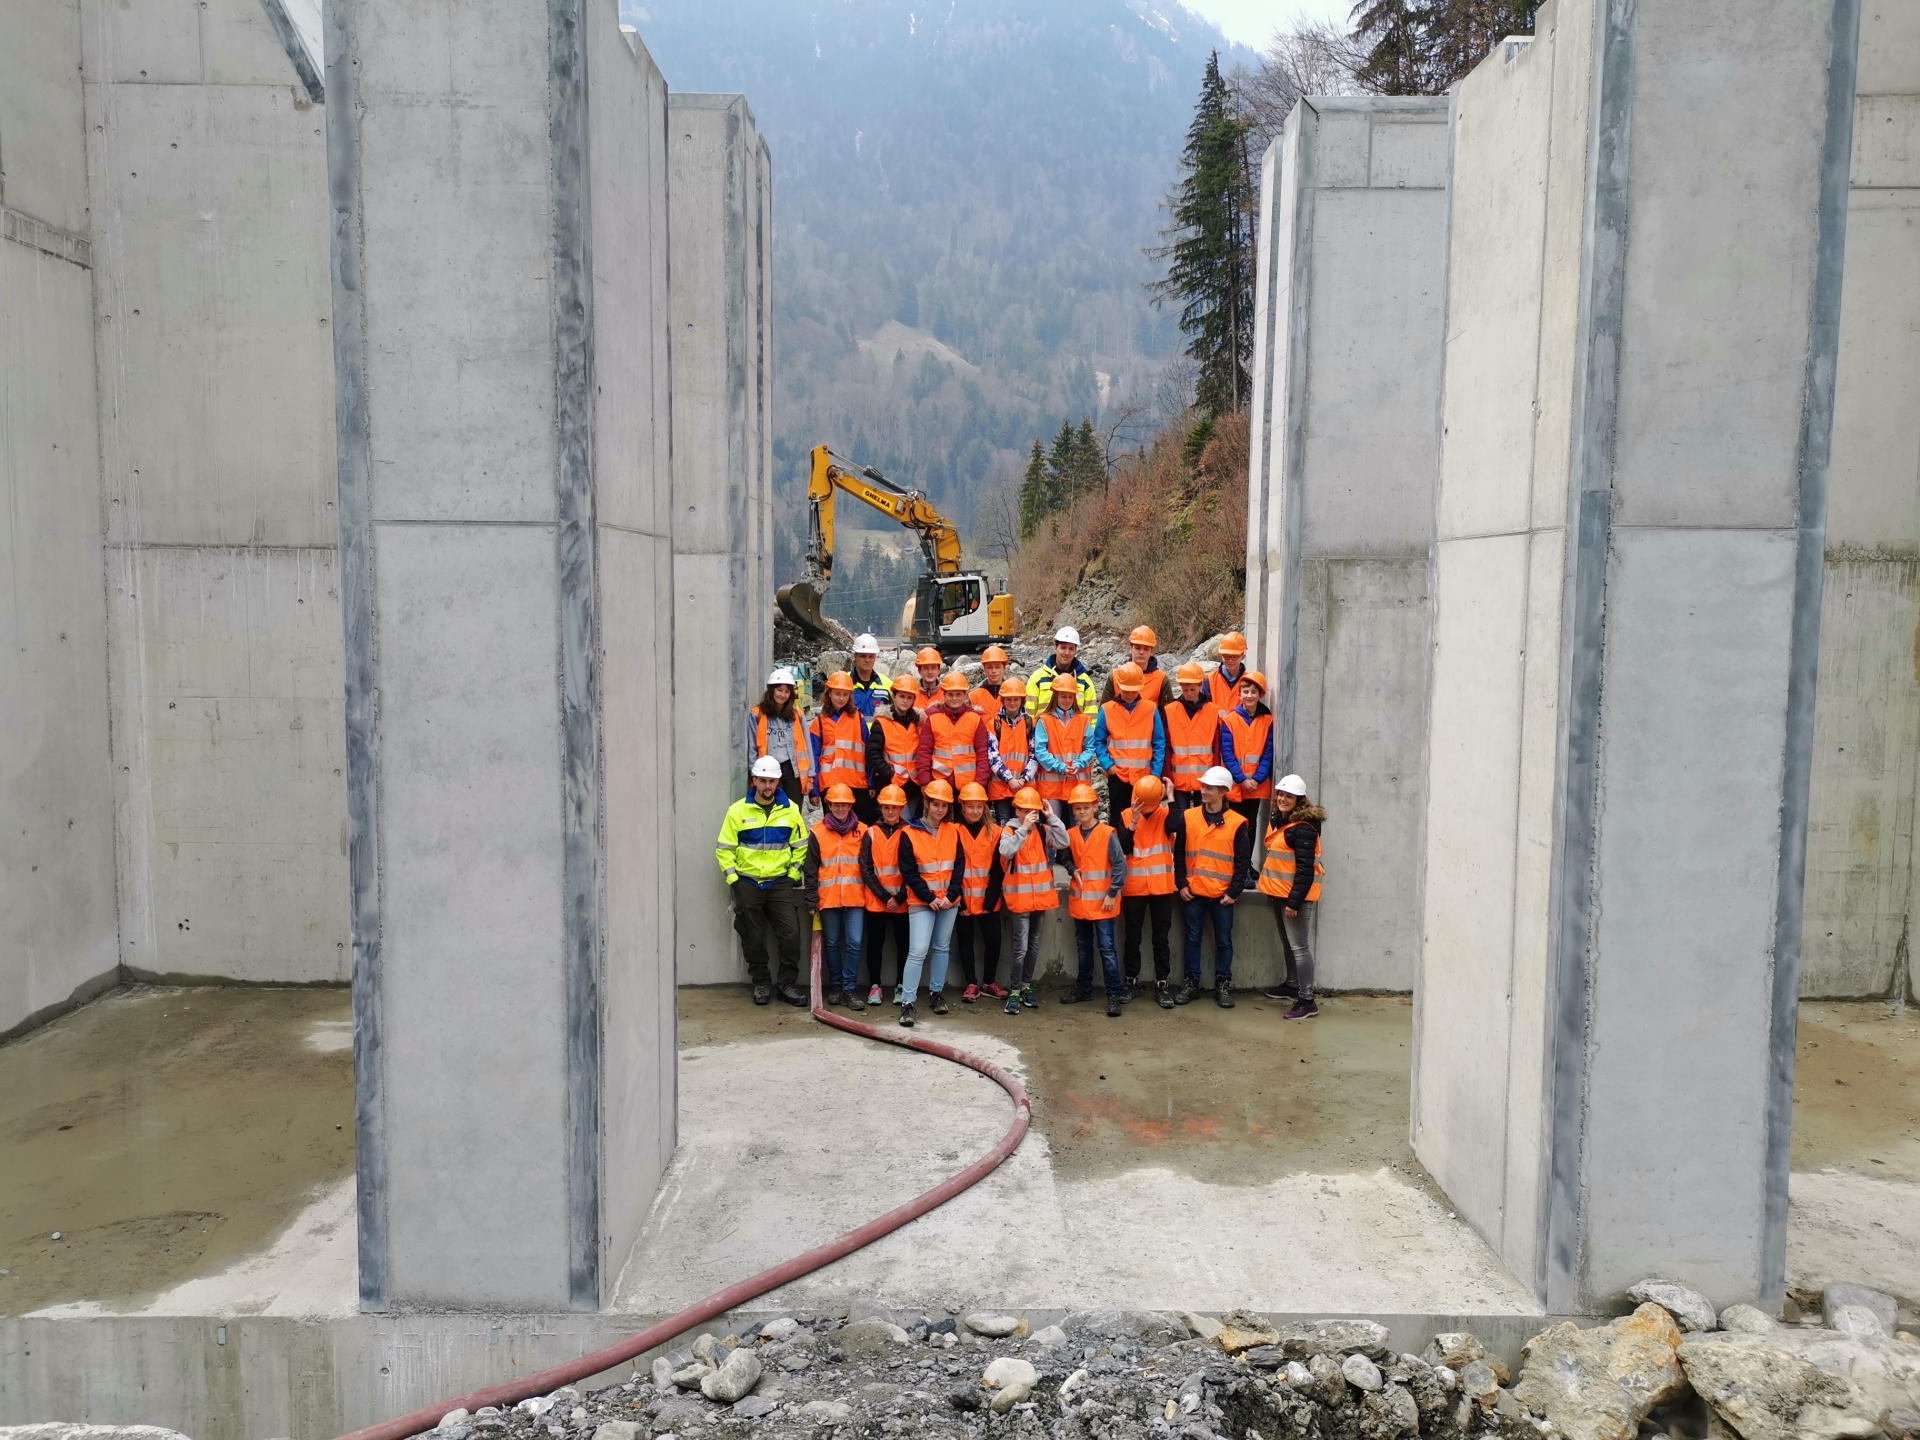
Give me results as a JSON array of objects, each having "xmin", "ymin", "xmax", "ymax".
[
  {"xmin": 752, "ymin": 983, "xmax": 773, "ymax": 1006},
  {"xmin": 961, "ymin": 984, "xmax": 979, "ymax": 1004},
  {"xmin": 1155, "ymin": 980, "xmax": 1176, "ymax": 1010},
  {"xmin": 1171, "ymin": 976, "xmax": 1199, "ymax": 1006},
  {"xmin": 1105, "ymin": 994, "xmax": 1123, "ymax": 1018},
  {"xmin": 1119, "ymin": 978, "xmax": 1138, "ymax": 1004},
  {"xmin": 1058, "ymin": 987, "xmax": 1095, "ymax": 1004},
  {"xmin": 777, "ymin": 984, "xmax": 807, "ymax": 1006},
  {"xmin": 1003, "ymin": 993, "xmax": 1022, "ymax": 1016},
  {"xmin": 1261, "ymin": 981, "xmax": 1299, "ymax": 1002},
  {"xmin": 1284, "ymin": 998, "xmax": 1319, "ymax": 1021},
  {"xmin": 898, "ymin": 1002, "xmax": 916, "ymax": 1028},
  {"xmin": 867, "ymin": 985, "xmax": 883, "ymax": 1006},
  {"xmin": 1020, "ymin": 986, "xmax": 1040, "ymax": 1009},
  {"xmin": 1215, "ymin": 982, "xmax": 1235, "ymax": 1009},
  {"xmin": 825, "ymin": 989, "xmax": 845, "ymax": 1008},
  {"xmin": 847, "ymin": 990, "xmax": 866, "ymax": 1012},
  {"xmin": 930, "ymin": 991, "xmax": 950, "ymax": 1016},
  {"xmin": 983, "ymin": 983, "xmax": 1009, "ymax": 1000}
]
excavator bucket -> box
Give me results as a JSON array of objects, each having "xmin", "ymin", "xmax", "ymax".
[{"xmin": 777, "ymin": 580, "xmax": 836, "ymax": 643}]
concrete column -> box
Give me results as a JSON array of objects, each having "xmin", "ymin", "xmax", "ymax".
[
  {"xmin": 668, "ymin": 95, "xmax": 775, "ymax": 986},
  {"xmin": 1802, "ymin": 5, "xmax": 1920, "ymax": 1000},
  {"xmin": 327, "ymin": 0, "xmax": 678, "ymax": 1309},
  {"xmin": 1413, "ymin": 0, "xmax": 1858, "ymax": 1311},
  {"xmin": 1244, "ymin": 98, "xmax": 1449, "ymax": 990}
]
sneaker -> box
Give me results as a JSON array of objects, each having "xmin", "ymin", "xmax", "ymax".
[
  {"xmin": 894, "ymin": 986, "xmax": 905, "ymax": 1006},
  {"xmin": 1105, "ymin": 994, "xmax": 1123, "ymax": 1018},
  {"xmin": 898, "ymin": 1002, "xmax": 915, "ymax": 1027},
  {"xmin": 1284, "ymin": 998, "xmax": 1319, "ymax": 1021},
  {"xmin": 867, "ymin": 985, "xmax": 883, "ymax": 1006},
  {"xmin": 961, "ymin": 984, "xmax": 979, "ymax": 1004},
  {"xmin": 1172, "ymin": 976, "xmax": 1200, "ymax": 1006},
  {"xmin": 1215, "ymin": 982, "xmax": 1235, "ymax": 1009},
  {"xmin": 930, "ymin": 991, "xmax": 950, "ymax": 1016},
  {"xmin": 1261, "ymin": 982, "xmax": 1299, "ymax": 1001},
  {"xmin": 1020, "ymin": 986, "xmax": 1039, "ymax": 1009},
  {"xmin": 825, "ymin": 989, "xmax": 845, "ymax": 1008},
  {"xmin": 847, "ymin": 990, "xmax": 866, "ymax": 1012},
  {"xmin": 1155, "ymin": 981, "xmax": 1176, "ymax": 1010},
  {"xmin": 1003, "ymin": 994, "xmax": 1022, "ymax": 1016},
  {"xmin": 752, "ymin": 983, "xmax": 773, "ymax": 1006},
  {"xmin": 1059, "ymin": 987, "xmax": 1095, "ymax": 1005},
  {"xmin": 983, "ymin": 983, "xmax": 1009, "ymax": 999}
]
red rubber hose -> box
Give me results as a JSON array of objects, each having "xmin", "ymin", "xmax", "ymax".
[{"xmin": 338, "ymin": 931, "xmax": 1031, "ymax": 1440}]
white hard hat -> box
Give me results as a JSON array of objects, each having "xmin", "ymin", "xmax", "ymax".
[
  {"xmin": 1275, "ymin": 773, "xmax": 1308, "ymax": 796},
  {"xmin": 767, "ymin": 666, "xmax": 797, "ymax": 687},
  {"xmin": 1201, "ymin": 765, "xmax": 1234, "ymax": 789},
  {"xmin": 750, "ymin": 756, "xmax": 783, "ymax": 780},
  {"xmin": 852, "ymin": 633, "xmax": 880, "ymax": 655},
  {"xmin": 1054, "ymin": 625, "xmax": 1081, "ymax": 646}
]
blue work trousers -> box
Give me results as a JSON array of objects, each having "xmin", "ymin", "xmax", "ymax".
[
  {"xmin": 819, "ymin": 906, "xmax": 864, "ymax": 994},
  {"xmin": 1183, "ymin": 896, "xmax": 1235, "ymax": 983},
  {"xmin": 1073, "ymin": 917, "xmax": 1122, "ymax": 996}
]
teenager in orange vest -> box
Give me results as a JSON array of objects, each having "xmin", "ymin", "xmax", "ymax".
[
  {"xmin": 809, "ymin": 671, "xmax": 870, "ymax": 816},
  {"xmin": 896, "ymin": 777, "xmax": 964, "ymax": 1025},
  {"xmin": 1060, "ymin": 782, "xmax": 1127, "ymax": 1015},
  {"xmin": 1098, "ymin": 625, "xmax": 1168, "ymax": 705},
  {"xmin": 805, "ymin": 782, "xmax": 869, "ymax": 1010},
  {"xmin": 1033, "ymin": 672, "xmax": 1096, "ymax": 819},
  {"xmin": 985, "ymin": 678, "xmax": 1037, "ymax": 823},
  {"xmin": 1091, "ymin": 661, "xmax": 1167, "ymax": 825},
  {"xmin": 1163, "ymin": 661, "xmax": 1221, "ymax": 821},
  {"xmin": 915, "ymin": 672, "xmax": 990, "ymax": 790},
  {"xmin": 1118, "ymin": 774, "xmax": 1178, "ymax": 1007},
  {"xmin": 1257, "ymin": 773, "xmax": 1326, "ymax": 1021},
  {"xmin": 1175, "ymin": 766, "xmax": 1252, "ymax": 1009},
  {"xmin": 913, "ymin": 646, "xmax": 945, "ymax": 700},
  {"xmin": 997, "ymin": 786, "xmax": 1067, "ymax": 1014},
  {"xmin": 951, "ymin": 782, "xmax": 1008, "ymax": 1004},
  {"xmin": 970, "ymin": 645, "xmax": 1012, "ymax": 714},
  {"xmin": 865, "ymin": 675, "xmax": 924, "ymax": 819},
  {"xmin": 746, "ymin": 666, "xmax": 814, "ymax": 803},
  {"xmin": 1219, "ymin": 671, "xmax": 1274, "ymax": 836},
  {"xmin": 858, "ymin": 783, "xmax": 913, "ymax": 1007},
  {"xmin": 1208, "ymin": 632, "xmax": 1251, "ymax": 711}
]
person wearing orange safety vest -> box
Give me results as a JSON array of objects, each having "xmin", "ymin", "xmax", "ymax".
[
  {"xmin": 970, "ymin": 645, "xmax": 1012, "ymax": 714},
  {"xmin": 1090, "ymin": 661, "xmax": 1167, "ymax": 825},
  {"xmin": 984, "ymin": 678, "xmax": 1037, "ymax": 823},
  {"xmin": 915, "ymin": 672, "xmax": 990, "ymax": 790},
  {"xmin": 1163, "ymin": 661, "xmax": 1221, "ymax": 821},
  {"xmin": 858, "ymin": 783, "xmax": 914, "ymax": 1008},
  {"xmin": 805, "ymin": 782, "xmax": 869, "ymax": 1010},
  {"xmin": 895, "ymin": 778, "xmax": 964, "ymax": 1026},
  {"xmin": 1257, "ymin": 773, "xmax": 1326, "ymax": 1022},
  {"xmin": 1118, "ymin": 775, "xmax": 1178, "ymax": 1006},
  {"xmin": 745, "ymin": 666, "xmax": 814, "ymax": 805},
  {"xmin": 997, "ymin": 786, "xmax": 1067, "ymax": 1014},
  {"xmin": 1208, "ymin": 632, "xmax": 1251, "ymax": 711},
  {"xmin": 1033, "ymin": 672, "xmax": 1097, "ymax": 818},
  {"xmin": 913, "ymin": 646, "xmax": 945, "ymax": 702},
  {"xmin": 1060, "ymin": 782, "xmax": 1127, "ymax": 1015},
  {"xmin": 1219, "ymin": 671, "xmax": 1274, "ymax": 838},
  {"xmin": 865, "ymin": 675, "xmax": 924, "ymax": 818},
  {"xmin": 809, "ymin": 671, "xmax": 870, "ymax": 814},
  {"xmin": 950, "ymin": 782, "xmax": 1008, "ymax": 1005},
  {"xmin": 1098, "ymin": 625, "xmax": 1168, "ymax": 705},
  {"xmin": 1175, "ymin": 766, "xmax": 1252, "ymax": 1009}
]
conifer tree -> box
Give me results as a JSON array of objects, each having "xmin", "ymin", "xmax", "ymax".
[
  {"xmin": 1073, "ymin": 418, "xmax": 1103, "ymax": 496},
  {"xmin": 1018, "ymin": 438, "xmax": 1050, "ymax": 540},
  {"xmin": 1352, "ymin": 0, "xmax": 1542, "ymax": 95}
]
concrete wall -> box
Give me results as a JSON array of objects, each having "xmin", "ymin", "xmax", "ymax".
[
  {"xmin": 1413, "ymin": 0, "xmax": 1855, "ymax": 1311},
  {"xmin": 328, "ymin": 0, "xmax": 677, "ymax": 1310},
  {"xmin": 1244, "ymin": 98, "xmax": 1449, "ymax": 992},
  {"xmin": 0, "ymin": 0, "xmax": 121, "ymax": 1039},
  {"xmin": 1802, "ymin": 4, "xmax": 1920, "ymax": 999},
  {"xmin": 668, "ymin": 95, "xmax": 775, "ymax": 987}
]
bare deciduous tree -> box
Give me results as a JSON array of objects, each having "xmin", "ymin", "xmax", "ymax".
[
  {"xmin": 976, "ymin": 471, "xmax": 1024, "ymax": 565},
  {"xmin": 1231, "ymin": 20, "xmax": 1368, "ymax": 158}
]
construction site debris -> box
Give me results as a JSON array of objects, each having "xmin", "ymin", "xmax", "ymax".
[{"xmin": 1627, "ymin": 1279, "xmax": 1718, "ymax": 1333}]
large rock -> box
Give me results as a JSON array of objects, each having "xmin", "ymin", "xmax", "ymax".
[
  {"xmin": 1426, "ymin": 1332, "xmax": 1509, "ymax": 1383},
  {"xmin": 1219, "ymin": 1308, "xmax": 1281, "ymax": 1354},
  {"xmin": 1063, "ymin": 1309, "xmax": 1190, "ymax": 1345},
  {"xmin": 1274, "ymin": 1319, "xmax": 1394, "ymax": 1362},
  {"xmin": 984, "ymin": 1357, "xmax": 1039, "ymax": 1391},
  {"xmin": 1628, "ymin": 1279, "xmax": 1718, "ymax": 1333},
  {"xmin": 699, "ymin": 1346, "xmax": 763, "ymax": 1404},
  {"xmin": 1823, "ymin": 1285, "xmax": 1897, "ymax": 1338},
  {"xmin": 1511, "ymin": 1304, "xmax": 1688, "ymax": 1440},
  {"xmin": 589, "ymin": 1424, "xmax": 637, "ymax": 1440},
  {"xmin": 1344, "ymin": 1354, "xmax": 1385, "ymax": 1391},
  {"xmin": 964, "ymin": 1313, "xmax": 1021, "ymax": 1338},
  {"xmin": 1679, "ymin": 1328, "xmax": 1920, "ymax": 1440},
  {"xmin": 1361, "ymin": 1383, "xmax": 1422, "ymax": 1440},
  {"xmin": 1719, "ymin": 1305, "xmax": 1779, "ymax": 1336},
  {"xmin": 835, "ymin": 1317, "xmax": 910, "ymax": 1359}
]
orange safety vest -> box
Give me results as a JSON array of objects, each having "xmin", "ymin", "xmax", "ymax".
[
  {"xmin": 1135, "ymin": 668, "xmax": 1167, "ymax": 705},
  {"xmin": 957, "ymin": 821, "xmax": 1002, "ymax": 915},
  {"xmin": 1101, "ymin": 698, "xmax": 1157, "ymax": 784},
  {"xmin": 864, "ymin": 824, "xmax": 908, "ymax": 914},
  {"xmin": 929, "ymin": 707, "xmax": 983, "ymax": 785},
  {"xmin": 876, "ymin": 713, "xmax": 919, "ymax": 786},
  {"xmin": 1164, "ymin": 699, "xmax": 1220, "ymax": 792},
  {"xmin": 1209, "ymin": 663, "xmax": 1249, "ymax": 712},
  {"xmin": 1067, "ymin": 823, "xmax": 1122, "ymax": 920},
  {"xmin": 1258, "ymin": 821, "xmax": 1324, "ymax": 904},
  {"xmin": 810, "ymin": 708, "xmax": 866, "ymax": 791},
  {"xmin": 1183, "ymin": 806, "xmax": 1246, "ymax": 899},
  {"xmin": 812, "ymin": 819, "xmax": 867, "ymax": 910},
  {"xmin": 988, "ymin": 712, "xmax": 1032, "ymax": 800},
  {"xmin": 1221, "ymin": 709, "xmax": 1273, "ymax": 800},
  {"xmin": 969, "ymin": 685, "xmax": 1002, "ymax": 715},
  {"xmin": 1002, "ymin": 826, "xmax": 1059, "ymax": 913},
  {"xmin": 1121, "ymin": 806, "xmax": 1176, "ymax": 896},
  {"xmin": 1038, "ymin": 710, "xmax": 1090, "ymax": 800},
  {"xmin": 904, "ymin": 822, "xmax": 960, "ymax": 910},
  {"xmin": 753, "ymin": 709, "xmax": 815, "ymax": 787}
]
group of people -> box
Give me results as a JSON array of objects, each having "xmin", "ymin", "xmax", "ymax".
[{"xmin": 714, "ymin": 624, "xmax": 1327, "ymax": 1027}]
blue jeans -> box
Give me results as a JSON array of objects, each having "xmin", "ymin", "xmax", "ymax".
[
  {"xmin": 1073, "ymin": 917, "xmax": 1121, "ymax": 996},
  {"xmin": 819, "ymin": 907, "xmax": 864, "ymax": 993},
  {"xmin": 1183, "ymin": 896, "xmax": 1235, "ymax": 983},
  {"xmin": 901, "ymin": 905, "xmax": 958, "ymax": 998}
]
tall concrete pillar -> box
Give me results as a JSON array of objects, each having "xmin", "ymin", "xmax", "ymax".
[
  {"xmin": 668, "ymin": 94, "xmax": 775, "ymax": 986},
  {"xmin": 1413, "ymin": 0, "xmax": 1858, "ymax": 1310},
  {"xmin": 327, "ymin": 0, "xmax": 678, "ymax": 1309},
  {"xmin": 1244, "ymin": 97, "xmax": 1448, "ymax": 989}
]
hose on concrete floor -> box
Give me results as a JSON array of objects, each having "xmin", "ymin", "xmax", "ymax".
[{"xmin": 337, "ymin": 936, "xmax": 1032, "ymax": 1440}]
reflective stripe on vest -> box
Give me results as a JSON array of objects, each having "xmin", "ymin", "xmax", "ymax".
[
  {"xmin": 877, "ymin": 715, "xmax": 918, "ymax": 784},
  {"xmin": 1258, "ymin": 823, "xmax": 1324, "ymax": 903},
  {"xmin": 1164, "ymin": 700, "xmax": 1220, "ymax": 789},
  {"xmin": 812, "ymin": 820, "xmax": 867, "ymax": 909},
  {"xmin": 1184, "ymin": 806, "xmax": 1246, "ymax": 899},
  {"xmin": 958, "ymin": 822, "xmax": 1001, "ymax": 914},
  {"xmin": 905, "ymin": 823, "xmax": 959, "ymax": 909},
  {"xmin": 1039, "ymin": 711, "xmax": 1089, "ymax": 799},
  {"xmin": 1121, "ymin": 807, "xmax": 1175, "ymax": 896},
  {"xmin": 930, "ymin": 709, "xmax": 982, "ymax": 784},
  {"xmin": 1068, "ymin": 823, "xmax": 1122, "ymax": 920},
  {"xmin": 865, "ymin": 825, "xmax": 907, "ymax": 913},
  {"xmin": 812, "ymin": 709, "xmax": 866, "ymax": 790},
  {"xmin": 736, "ymin": 822, "xmax": 796, "ymax": 852},
  {"xmin": 1222, "ymin": 711, "xmax": 1273, "ymax": 799},
  {"xmin": 989, "ymin": 713, "xmax": 1031, "ymax": 800},
  {"xmin": 1002, "ymin": 828, "xmax": 1059, "ymax": 913},
  {"xmin": 1101, "ymin": 699, "xmax": 1156, "ymax": 782},
  {"xmin": 754, "ymin": 710, "xmax": 814, "ymax": 784}
]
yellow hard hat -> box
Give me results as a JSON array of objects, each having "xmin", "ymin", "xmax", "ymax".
[
  {"xmin": 957, "ymin": 782, "xmax": 989, "ymax": 803},
  {"xmin": 1129, "ymin": 625, "xmax": 1157, "ymax": 648},
  {"xmin": 824, "ymin": 783, "xmax": 856, "ymax": 805},
  {"xmin": 1067, "ymin": 783, "xmax": 1100, "ymax": 807},
  {"xmin": 877, "ymin": 784, "xmax": 908, "ymax": 807},
  {"xmin": 923, "ymin": 778, "xmax": 955, "ymax": 804}
]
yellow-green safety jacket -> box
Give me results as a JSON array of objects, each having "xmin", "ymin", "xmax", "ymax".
[{"xmin": 715, "ymin": 788, "xmax": 808, "ymax": 887}]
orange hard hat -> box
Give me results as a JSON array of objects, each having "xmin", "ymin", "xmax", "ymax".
[
  {"xmin": 982, "ymin": 645, "xmax": 1010, "ymax": 665},
  {"xmin": 940, "ymin": 671, "xmax": 969, "ymax": 693},
  {"xmin": 957, "ymin": 782, "xmax": 989, "ymax": 803},
  {"xmin": 1218, "ymin": 631, "xmax": 1248, "ymax": 658},
  {"xmin": 824, "ymin": 783, "xmax": 856, "ymax": 805},
  {"xmin": 923, "ymin": 778, "xmax": 955, "ymax": 804},
  {"xmin": 1112, "ymin": 662, "xmax": 1144, "ymax": 694},
  {"xmin": 1050, "ymin": 673, "xmax": 1079, "ymax": 695},
  {"xmin": 877, "ymin": 785, "xmax": 908, "ymax": 807},
  {"xmin": 1013, "ymin": 787, "xmax": 1045, "ymax": 812},
  {"xmin": 999, "ymin": 678, "xmax": 1027, "ymax": 699},
  {"xmin": 916, "ymin": 646, "xmax": 943, "ymax": 666},
  {"xmin": 825, "ymin": 670, "xmax": 854, "ymax": 693},
  {"xmin": 1067, "ymin": 783, "xmax": 1100, "ymax": 807},
  {"xmin": 1239, "ymin": 670, "xmax": 1267, "ymax": 695},
  {"xmin": 1132, "ymin": 775, "xmax": 1165, "ymax": 807},
  {"xmin": 1175, "ymin": 660, "xmax": 1206, "ymax": 685},
  {"xmin": 1129, "ymin": 625, "xmax": 1157, "ymax": 648},
  {"xmin": 890, "ymin": 674, "xmax": 920, "ymax": 696}
]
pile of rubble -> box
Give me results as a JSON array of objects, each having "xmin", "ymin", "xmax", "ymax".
[{"xmin": 425, "ymin": 1282, "xmax": 1920, "ymax": 1440}]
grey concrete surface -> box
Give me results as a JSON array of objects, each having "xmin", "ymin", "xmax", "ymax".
[
  {"xmin": 327, "ymin": 0, "xmax": 678, "ymax": 1309},
  {"xmin": 1414, "ymin": 0, "xmax": 1856, "ymax": 1313},
  {"xmin": 1244, "ymin": 98, "xmax": 1449, "ymax": 991},
  {"xmin": 669, "ymin": 94, "xmax": 776, "ymax": 987}
]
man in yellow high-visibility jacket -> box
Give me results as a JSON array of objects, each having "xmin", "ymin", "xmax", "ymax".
[{"xmin": 716, "ymin": 756, "xmax": 809, "ymax": 1006}]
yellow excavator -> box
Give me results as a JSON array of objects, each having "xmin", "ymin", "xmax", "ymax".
[{"xmin": 777, "ymin": 444, "xmax": 1016, "ymax": 650}]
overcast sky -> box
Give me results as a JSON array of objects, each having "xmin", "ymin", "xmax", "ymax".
[{"xmin": 1182, "ymin": 0, "xmax": 1355, "ymax": 50}]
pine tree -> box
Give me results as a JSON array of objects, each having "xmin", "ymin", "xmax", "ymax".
[
  {"xmin": 1149, "ymin": 52, "xmax": 1255, "ymax": 418},
  {"xmin": 1018, "ymin": 438, "xmax": 1050, "ymax": 540},
  {"xmin": 1352, "ymin": 0, "xmax": 1542, "ymax": 96},
  {"xmin": 1046, "ymin": 421, "xmax": 1078, "ymax": 507},
  {"xmin": 1073, "ymin": 417, "xmax": 1103, "ymax": 496}
]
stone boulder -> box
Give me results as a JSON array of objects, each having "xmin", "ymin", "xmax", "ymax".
[
  {"xmin": 1628, "ymin": 1279, "xmax": 1718, "ymax": 1333},
  {"xmin": 1511, "ymin": 1304, "xmax": 1688, "ymax": 1440},
  {"xmin": 1062, "ymin": 1309, "xmax": 1190, "ymax": 1345},
  {"xmin": 1275, "ymin": 1319, "xmax": 1394, "ymax": 1362},
  {"xmin": 835, "ymin": 1317, "xmax": 910, "ymax": 1359},
  {"xmin": 1219, "ymin": 1308, "xmax": 1281, "ymax": 1353},
  {"xmin": 1426, "ymin": 1331, "xmax": 1509, "ymax": 1384},
  {"xmin": 1679, "ymin": 1327, "xmax": 1920, "ymax": 1440},
  {"xmin": 699, "ymin": 1346, "xmax": 762, "ymax": 1404},
  {"xmin": 1823, "ymin": 1285, "xmax": 1897, "ymax": 1339}
]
